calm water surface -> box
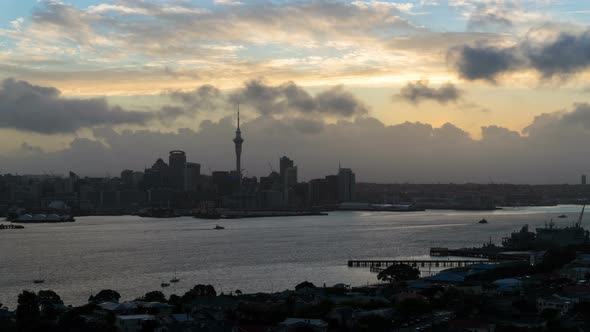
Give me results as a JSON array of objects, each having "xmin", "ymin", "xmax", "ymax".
[{"xmin": 0, "ymin": 205, "xmax": 585, "ymax": 308}]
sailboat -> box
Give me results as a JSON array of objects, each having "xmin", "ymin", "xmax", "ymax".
[
  {"xmin": 170, "ymin": 267, "xmax": 180, "ymax": 283},
  {"xmin": 33, "ymin": 267, "xmax": 45, "ymax": 284}
]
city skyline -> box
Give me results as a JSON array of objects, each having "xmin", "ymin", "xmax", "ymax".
[{"xmin": 2, "ymin": 1, "xmax": 590, "ymax": 183}]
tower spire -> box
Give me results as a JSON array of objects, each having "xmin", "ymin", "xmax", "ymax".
[{"xmin": 233, "ymin": 103, "xmax": 244, "ymax": 190}]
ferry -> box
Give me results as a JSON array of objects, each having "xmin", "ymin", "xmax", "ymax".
[{"xmin": 12, "ymin": 214, "xmax": 75, "ymax": 223}]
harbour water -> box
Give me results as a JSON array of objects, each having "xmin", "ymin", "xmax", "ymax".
[{"xmin": 0, "ymin": 205, "xmax": 584, "ymax": 308}]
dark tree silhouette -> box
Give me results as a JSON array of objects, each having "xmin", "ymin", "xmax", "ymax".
[
  {"xmin": 181, "ymin": 285, "xmax": 217, "ymax": 303},
  {"xmin": 140, "ymin": 291, "xmax": 166, "ymax": 303},
  {"xmin": 16, "ymin": 290, "xmax": 40, "ymax": 331},
  {"xmin": 88, "ymin": 290, "xmax": 121, "ymax": 304},
  {"xmin": 377, "ymin": 264, "xmax": 420, "ymax": 283},
  {"xmin": 38, "ymin": 290, "xmax": 64, "ymax": 320},
  {"xmin": 295, "ymin": 281, "xmax": 317, "ymax": 291},
  {"xmin": 534, "ymin": 246, "xmax": 577, "ymax": 273}
]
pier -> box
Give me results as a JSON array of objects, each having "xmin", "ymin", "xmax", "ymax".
[
  {"xmin": 348, "ymin": 259, "xmax": 501, "ymax": 269},
  {"xmin": 429, "ymin": 247, "xmax": 530, "ymax": 261},
  {"xmin": 0, "ymin": 224, "xmax": 25, "ymax": 230}
]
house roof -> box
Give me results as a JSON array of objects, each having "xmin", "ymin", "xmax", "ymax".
[{"xmin": 422, "ymin": 272, "xmax": 465, "ymax": 283}]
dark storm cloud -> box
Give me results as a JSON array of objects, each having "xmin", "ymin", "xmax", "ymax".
[
  {"xmin": 449, "ymin": 29, "xmax": 590, "ymax": 81},
  {"xmin": 396, "ymin": 81, "xmax": 462, "ymax": 104},
  {"xmin": 448, "ymin": 44, "xmax": 522, "ymax": 82},
  {"xmin": 229, "ymin": 80, "xmax": 368, "ymax": 116},
  {"xmin": 0, "ymin": 78, "xmax": 184, "ymax": 134}
]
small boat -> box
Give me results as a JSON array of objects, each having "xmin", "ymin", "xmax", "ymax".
[
  {"xmin": 33, "ymin": 267, "xmax": 44, "ymax": 284},
  {"xmin": 170, "ymin": 267, "xmax": 180, "ymax": 283},
  {"xmin": 161, "ymin": 282, "xmax": 170, "ymax": 288},
  {"xmin": 558, "ymin": 214, "xmax": 567, "ymax": 218},
  {"xmin": 214, "ymin": 225, "xmax": 225, "ymax": 230},
  {"xmin": 478, "ymin": 218, "xmax": 488, "ymax": 224}
]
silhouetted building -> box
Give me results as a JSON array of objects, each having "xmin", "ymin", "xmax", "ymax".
[
  {"xmin": 233, "ymin": 106, "xmax": 244, "ymax": 189},
  {"xmin": 212, "ymin": 171, "xmax": 233, "ymax": 196},
  {"xmin": 338, "ymin": 167, "xmax": 356, "ymax": 202},
  {"xmin": 283, "ymin": 166, "xmax": 298, "ymax": 205},
  {"xmin": 325, "ymin": 175, "xmax": 339, "ymax": 202},
  {"xmin": 144, "ymin": 158, "xmax": 169, "ymax": 189},
  {"xmin": 280, "ymin": 156, "xmax": 294, "ymax": 183},
  {"xmin": 583, "ymin": 174, "xmax": 587, "ymax": 185},
  {"xmin": 260, "ymin": 171, "xmax": 281, "ymax": 191},
  {"xmin": 184, "ymin": 162, "xmax": 201, "ymax": 192},
  {"xmin": 169, "ymin": 150, "xmax": 187, "ymax": 191},
  {"xmin": 121, "ymin": 169, "xmax": 134, "ymax": 188}
]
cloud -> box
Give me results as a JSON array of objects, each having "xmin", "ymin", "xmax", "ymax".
[
  {"xmin": 449, "ymin": 28, "xmax": 590, "ymax": 81},
  {"xmin": 169, "ymin": 85, "xmax": 224, "ymax": 112},
  {"xmin": 229, "ymin": 80, "xmax": 368, "ymax": 117},
  {"xmin": 6, "ymin": 102, "xmax": 590, "ymax": 184},
  {"xmin": 395, "ymin": 80, "xmax": 462, "ymax": 104},
  {"xmin": 214, "ymin": 0, "xmax": 243, "ymax": 5},
  {"xmin": 0, "ymin": 78, "xmax": 150, "ymax": 134},
  {"xmin": 0, "ymin": 78, "xmax": 184, "ymax": 134},
  {"xmin": 466, "ymin": 2, "xmax": 514, "ymax": 33}
]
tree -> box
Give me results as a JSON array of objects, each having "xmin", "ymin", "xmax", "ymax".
[
  {"xmin": 377, "ymin": 264, "xmax": 420, "ymax": 283},
  {"xmin": 141, "ymin": 291, "xmax": 166, "ymax": 303},
  {"xmin": 235, "ymin": 289, "xmax": 243, "ymax": 296},
  {"xmin": 16, "ymin": 290, "xmax": 40, "ymax": 331},
  {"xmin": 181, "ymin": 285, "xmax": 217, "ymax": 303},
  {"xmin": 38, "ymin": 290, "xmax": 64, "ymax": 320},
  {"xmin": 534, "ymin": 246, "xmax": 577, "ymax": 273},
  {"xmin": 88, "ymin": 290, "xmax": 121, "ymax": 304},
  {"xmin": 295, "ymin": 281, "xmax": 317, "ymax": 291}
]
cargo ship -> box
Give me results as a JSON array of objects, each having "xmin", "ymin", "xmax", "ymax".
[{"xmin": 502, "ymin": 206, "xmax": 589, "ymax": 250}]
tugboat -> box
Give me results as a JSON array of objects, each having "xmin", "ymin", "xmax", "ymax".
[
  {"xmin": 214, "ymin": 225, "xmax": 225, "ymax": 230},
  {"xmin": 478, "ymin": 218, "xmax": 488, "ymax": 224}
]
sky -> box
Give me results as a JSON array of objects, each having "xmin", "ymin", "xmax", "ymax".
[{"xmin": 1, "ymin": 0, "xmax": 590, "ymax": 183}]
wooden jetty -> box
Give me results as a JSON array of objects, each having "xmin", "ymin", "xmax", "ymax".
[
  {"xmin": 348, "ymin": 259, "xmax": 502, "ymax": 269},
  {"xmin": 0, "ymin": 224, "xmax": 25, "ymax": 230}
]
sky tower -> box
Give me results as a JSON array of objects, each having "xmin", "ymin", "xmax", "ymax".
[{"xmin": 233, "ymin": 104, "xmax": 244, "ymax": 186}]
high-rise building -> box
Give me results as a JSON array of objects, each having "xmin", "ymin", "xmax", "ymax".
[
  {"xmin": 280, "ymin": 156, "xmax": 294, "ymax": 182},
  {"xmin": 184, "ymin": 162, "xmax": 201, "ymax": 191},
  {"xmin": 583, "ymin": 174, "xmax": 587, "ymax": 185},
  {"xmin": 233, "ymin": 106, "xmax": 244, "ymax": 188},
  {"xmin": 121, "ymin": 169, "xmax": 134, "ymax": 188},
  {"xmin": 283, "ymin": 166, "xmax": 298, "ymax": 204},
  {"xmin": 144, "ymin": 158, "xmax": 169, "ymax": 189},
  {"xmin": 169, "ymin": 150, "xmax": 187, "ymax": 191},
  {"xmin": 338, "ymin": 167, "xmax": 356, "ymax": 202}
]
